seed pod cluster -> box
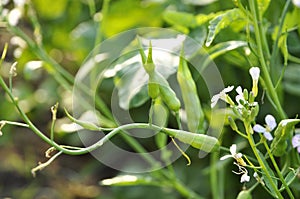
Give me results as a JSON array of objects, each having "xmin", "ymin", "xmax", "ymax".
[{"xmin": 139, "ymin": 42, "xmax": 181, "ymax": 112}]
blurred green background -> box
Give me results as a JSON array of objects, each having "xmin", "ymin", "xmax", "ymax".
[{"xmin": 0, "ymin": 0, "xmax": 300, "ymax": 198}]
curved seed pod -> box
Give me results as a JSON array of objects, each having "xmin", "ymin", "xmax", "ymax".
[
  {"xmin": 159, "ymin": 83, "xmax": 181, "ymax": 112},
  {"xmin": 162, "ymin": 128, "xmax": 219, "ymax": 152},
  {"xmin": 177, "ymin": 50, "xmax": 204, "ymax": 133}
]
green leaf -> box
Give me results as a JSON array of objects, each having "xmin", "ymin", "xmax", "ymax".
[
  {"xmin": 208, "ymin": 41, "xmax": 248, "ymax": 59},
  {"xmin": 200, "ymin": 41, "xmax": 248, "ymax": 72},
  {"xmin": 205, "ymin": 8, "xmax": 245, "ymax": 47},
  {"xmin": 279, "ymin": 168, "xmax": 300, "ymax": 191},
  {"xmin": 163, "ymin": 10, "xmax": 197, "ymax": 28},
  {"xmin": 284, "ymin": 64, "xmax": 300, "ymax": 96},
  {"xmin": 257, "ymin": 0, "xmax": 271, "ymax": 15},
  {"xmin": 271, "ymin": 118, "xmax": 300, "ymax": 156},
  {"xmin": 258, "ymin": 150, "xmax": 278, "ymax": 197}
]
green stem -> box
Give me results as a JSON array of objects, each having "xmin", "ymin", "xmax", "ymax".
[
  {"xmin": 172, "ymin": 180, "xmax": 205, "ymax": 199},
  {"xmin": 249, "ymin": 0, "xmax": 287, "ymax": 120},
  {"xmin": 210, "ymin": 152, "xmax": 223, "ymax": 199},
  {"xmin": 263, "ymin": 141, "xmax": 294, "ymax": 198},
  {"xmin": 244, "ymin": 122, "xmax": 284, "ymax": 199}
]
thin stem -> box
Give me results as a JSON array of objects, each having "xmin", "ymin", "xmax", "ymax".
[
  {"xmin": 172, "ymin": 180, "xmax": 205, "ymax": 199},
  {"xmin": 249, "ymin": 0, "xmax": 287, "ymax": 120},
  {"xmin": 263, "ymin": 141, "xmax": 295, "ymax": 198},
  {"xmin": 210, "ymin": 152, "xmax": 222, "ymax": 199},
  {"xmin": 244, "ymin": 122, "xmax": 284, "ymax": 199}
]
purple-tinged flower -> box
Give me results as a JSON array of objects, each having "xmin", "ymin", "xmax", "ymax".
[
  {"xmin": 253, "ymin": 114, "xmax": 276, "ymax": 141},
  {"xmin": 292, "ymin": 134, "xmax": 300, "ymax": 153}
]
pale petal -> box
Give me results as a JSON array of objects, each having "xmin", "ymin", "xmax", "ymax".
[
  {"xmin": 265, "ymin": 114, "xmax": 276, "ymax": 130},
  {"xmin": 236, "ymin": 86, "xmax": 243, "ymax": 95},
  {"xmin": 293, "ymin": 0, "xmax": 300, "ymax": 7},
  {"xmin": 240, "ymin": 173, "xmax": 250, "ymax": 183},
  {"xmin": 263, "ymin": 132, "xmax": 273, "ymax": 141},
  {"xmin": 235, "ymin": 153, "xmax": 243, "ymax": 159},
  {"xmin": 224, "ymin": 86, "xmax": 234, "ymax": 93},
  {"xmin": 249, "ymin": 67, "xmax": 260, "ymax": 81},
  {"xmin": 297, "ymin": 146, "xmax": 300, "ymax": 153},
  {"xmin": 292, "ymin": 134, "xmax": 300, "ymax": 148},
  {"xmin": 211, "ymin": 94, "xmax": 220, "ymax": 108},
  {"xmin": 230, "ymin": 144, "xmax": 237, "ymax": 155},
  {"xmin": 220, "ymin": 154, "xmax": 232, "ymax": 160},
  {"xmin": 253, "ymin": 124, "xmax": 266, "ymax": 133},
  {"xmin": 8, "ymin": 8, "xmax": 22, "ymax": 26}
]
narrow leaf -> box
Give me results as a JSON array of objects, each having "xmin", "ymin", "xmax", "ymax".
[
  {"xmin": 205, "ymin": 8, "xmax": 245, "ymax": 47},
  {"xmin": 163, "ymin": 10, "xmax": 197, "ymax": 28}
]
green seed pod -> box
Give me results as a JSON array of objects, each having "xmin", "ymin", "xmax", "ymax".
[
  {"xmin": 228, "ymin": 116, "xmax": 238, "ymax": 131},
  {"xmin": 153, "ymin": 98, "xmax": 169, "ymax": 148},
  {"xmin": 162, "ymin": 128, "xmax": 220, "ymax": 152},
  {"xmin": 159, "ymin": 82, "xmax": 181, "ymax": 112},
  {"xmin": 139, "ymin": 41, "xmax": 159, "ymax": 99},
  {"xmin": 177, "ymin": 50, "xmax": 204, "ymax": 133},
  {"xmin": 236, "ymin": 190, "xmax": 252, "ymax": 199},
  {"xmin": 150, "ymin": 71, "xmax": 181, "ymax": 112}
]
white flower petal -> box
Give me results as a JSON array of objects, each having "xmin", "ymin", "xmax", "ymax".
[
  {"xmin": 241, "ymin": 173, "xmax": 250, "ymax": 183},
  {"xmin": 249, "ymin": 67, "xmax": 260, "ymax": 81},
  {"xmin": 265, "ymin": 114, "xmax": 276, "ymax": 130},
  {"xmin": 230, "ymin": 144, "xmax": 237, "ymax": 155},
  {"xmin": 220, "ymin": 154, "xmax": 233, "ymax": 160},
  {"xmin": 264, "ymin": 132, "xmax": 273, "ymax": 141},
  {"xmin": 253, "ymin": 124, "xmax": 266, "ymax": 133},
  {"xmin": 224, "ymin": 86, "xmax": 234, "ymax": 93},
  {"xmin": 211, "ymin": 94, "xmax": 220, "ymax": 108},
  {"xmin": 292, "ymin": 134, "xmax": 300, "ymax": 148},
  {"xmin": 293, "ymin": 0, "xmax": 300, "ymax": 7},
  {"xmin": 235, "ymin": 153, "xmax": 243, "ymax": 159},
  {"xmin": 8, "ymin": 8, "xmax": 22, "ymax": 26},
  {"xmin": 297, "ymin": 146, "xmax": 300, "ymax": 153},
  {"xmin": 236, "ymin": 86, "xmax": 243, "ymax": 95}
]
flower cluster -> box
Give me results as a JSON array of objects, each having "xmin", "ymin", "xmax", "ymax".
[
  {"xmin": 220, "ymin": 144, "xmax": 250, "ymax": 183},
  {"xmin": 211, "ymin": 67, "xmax": 260, "ymax": 120}
]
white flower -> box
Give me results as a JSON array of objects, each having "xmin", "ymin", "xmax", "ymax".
[
  {"xmin": 253, "ymin": 114, "xmax": 276, "ymax": 141},
  {"xmin": 249, "ymin": 67, "xmax": 260, "ymax": 97},
  {"xmin": 240, "ymin": 173, "xmax": 250, "ymax": 183},
  {"xmin": 8, "ymin": 8, "xmax": 22, "ymax": 26},
  {"xmin": 235, "ymin": 86, "xmax": 245, "ymax": 105},
  {"xmin": 293, "ymin": 0, "xmax": 300, "ymax": 7},
  {"xmin": 292, "ymin": 134, "xmax": 300, "ymax": 153},
  {"xmin": 232, "ymin": 162, "xmax": 250, "ymax": 183},
  {"xmin": 220, "ymin": 144, "xmax": 246, "ymax": 166},
  {"xmin": 13, "ymin": 0, "xmax": 26, "ymax": 7},
  {"xmin": 211, "ymin": 86, "xmax": 234, "ymax": 108},
  {"xmin": 249, "ymin": 67, "xmax": 260, "ymax": 81},
  {"xmin": 1, "ymin": 0, "xmax": 9, "ymax": 6}
]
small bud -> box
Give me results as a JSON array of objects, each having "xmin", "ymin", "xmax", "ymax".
[
  {"xmin": 243, "ymin": 89, "xmax": 249, "ymax": 101},
  {"xmin": 228, "ymin": 116, "xmax": 238, "ymax": 131}
]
